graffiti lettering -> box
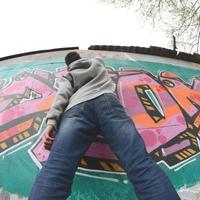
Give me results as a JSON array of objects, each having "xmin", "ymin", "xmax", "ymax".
[{"xmin": 1, "ymin": 67, "xmax": 200, "ymax": 172}]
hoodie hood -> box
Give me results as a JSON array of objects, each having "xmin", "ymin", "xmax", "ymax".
[
  {"xmin": 68, "ymin": 58, "xmax": 91, "ymax": 71},
  {"xmin": 67, "ymin": 57, "xmax": 107, "ymax": 90}
]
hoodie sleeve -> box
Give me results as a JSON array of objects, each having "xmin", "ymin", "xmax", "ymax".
[{"xmin": 46, "ymin": 73, "xmax": 74, "ymax": 130}]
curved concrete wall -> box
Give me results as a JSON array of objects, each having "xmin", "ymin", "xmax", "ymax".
[{"xmin": 0, "ymin": 49, "xmax": 200, "ymax": 199}]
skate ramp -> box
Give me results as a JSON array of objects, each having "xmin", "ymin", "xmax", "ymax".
[{"xmin": 0, "ymin": 46, "xmax": 200, "ymax": 199}]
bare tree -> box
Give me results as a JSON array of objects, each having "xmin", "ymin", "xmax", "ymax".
[{"xmin": 100, "ymin": 0, "xmax": 200, "ymax": 53}]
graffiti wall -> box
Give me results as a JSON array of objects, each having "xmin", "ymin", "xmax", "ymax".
[{"xmin": 0, "ymin": 49, "xmax": 200, "ymax": 199}]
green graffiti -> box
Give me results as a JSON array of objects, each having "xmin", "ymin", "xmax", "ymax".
[{"xmin": 0, "ymin": 54, "xmax": 200, "ymax": 199}]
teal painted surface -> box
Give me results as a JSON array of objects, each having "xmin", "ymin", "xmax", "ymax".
[
  {"xmin": 104, "ymin": 58, "xmax": 199, "ymax": 84},
  {"xmin": 0, "ymin": 54, "xmax": 200, "ymax": 199}
]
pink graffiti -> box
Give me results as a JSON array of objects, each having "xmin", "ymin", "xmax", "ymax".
[
  {"xmin": 0, "ymin": 74, "xmax": 54, "ymax": 125},
  {"xmin": 192, "ymin": 77, "xmax": 200, "ymax": 91},
  {"xmin": 28, "ymin": 69, "xmax": 200, "ymax": 169},
  {"xmin": 31, "ymin": 139, "xmax": 50, "ymax": 162},
  {"xmin": 117, "ymin": 72, "xmax": 187, "ymax": 153},
  {"xmin": 0, "ymin": 68, "xmax": 67, "ymax": 146},
  {"xmin": 162, "ymin": 139, "xmax": 191, "ymax": 156},
  {"xmin": 160, "ymin": 72, "xmax": 200, "ymax": 117},
  {"xmin": 85, "ymin": 142, "xmax": 117, "ymax": 160}
]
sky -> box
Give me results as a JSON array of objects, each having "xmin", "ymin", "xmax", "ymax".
[{"xmin": 0, "ymin": 0, "xmax": 170, "ymax": 58}]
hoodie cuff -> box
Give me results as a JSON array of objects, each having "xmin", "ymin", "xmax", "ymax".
[{"xmin": 46, "ymin": 119, "xmax": 57, "ymax": 130}]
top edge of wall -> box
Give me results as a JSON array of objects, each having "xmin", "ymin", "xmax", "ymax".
[
  {"xmin": 88, "ymin": 45, "xmax": 200, "ymax": 65},
  {"xmin": 0, "ymin": 47, "xmax": 79, "ymax": 61}
]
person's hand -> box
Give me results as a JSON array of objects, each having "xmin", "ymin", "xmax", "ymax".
[{"xmin": 43, "ymin": 125, "xmax": 56, "ymax": 151}]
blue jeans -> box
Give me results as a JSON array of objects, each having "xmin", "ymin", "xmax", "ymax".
[{"xmin": 29, "ymin": 93, "xmax": 180, "ymax": 200}]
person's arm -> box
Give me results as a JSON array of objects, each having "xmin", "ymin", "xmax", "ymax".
[
  {"xmin": 43, "ymin": 73, "xmax": 74, "ymax": 150},
  {"xmin": 46, "ymin": 73, "xmax": 74, "ymax": 130}
]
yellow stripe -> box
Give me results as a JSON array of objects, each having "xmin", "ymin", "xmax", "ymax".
[
  {"xmin": 175, "ymin": 154, "xmax": 184, "ymax": 160},
  {"xmin": 34, "ymin": 123, "xmax": 40, "ymax": 131},
  {"xmin": 80, "ymin": 159, "xmax": 87, "ymax": 166},
  {"xmin": 13, "ymin": 137, "xmax": 19, "ymax": 143},
  {"xmin": 110, "ymin": 162, "xmax": 124, "ymax": 172},
  {"xmin": 188, "ymin": 123, "xmax": 193, "ymax": 129},
  {"xmin": 145, "ymin": 105, "xmax": 155, "ymax": 111},
  {"xmin": 186, "ymin": 132, "xmax": 196, "ymax": 138},
  {"xmin": 99, "ymin": 161, "xmax": 112, "ymax": 171},
  {"xmin": 187, "ymin": 148, "xmax": 196, "ymax": 154},
  {"xmin": 18, "ymin": 134, "xmax": 24, "ymax": 140},
  {"xmin": 179, "ymin": 152, "xmax": 188, "ymax": 158},
  {"xmin": 141, "ymin": 97, "xmax": 148, "ymax": 101},
  {"xmin": 183, "ymin": 133, "xmax": 188, "ymax": 137},
  {"xmin": 23, "ymin": 131, "xmax": 30, "ymax": 138},
  {"xmin": 137, "ymin": 88, "xmax": 144, "ymax": 94},
  {"xmin": 153, "ymin": 116, "xmax": 160, "ymax": 121},
  {"xmin": 183, "ymin": 150, "xmax": 191, "ymax": 156},
  {"xmin": 36, "ymin": 117, "xmax": 42, "ymax": 122},
  {"xmin": 154, "ymin": 152, "xmax": 160, "ymax": 157},
  {"xmin": 0, "ymin": 142, "xmax": 7, "ymax": 150},
  {"xmin": 143, "ymin": 101, "xmax": 151, "ymax": 105}
]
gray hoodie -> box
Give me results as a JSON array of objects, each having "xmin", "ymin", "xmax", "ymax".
[{"xmin": 46, "ymin": 57, "xmax": 115, "ymax": 129}]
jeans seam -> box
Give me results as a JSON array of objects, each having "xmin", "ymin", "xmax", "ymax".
[
  {"xmin": 104, "ymin": 93, "xmax": 113, "ymax": 113},
  {"xmin": 63, "ymin": 102, "xmax": 86, "ymax": 118}
]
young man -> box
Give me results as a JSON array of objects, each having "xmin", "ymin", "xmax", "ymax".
[{"xmin": 29, "ymin": 52, "xmax": 180, "ymax": 200}]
